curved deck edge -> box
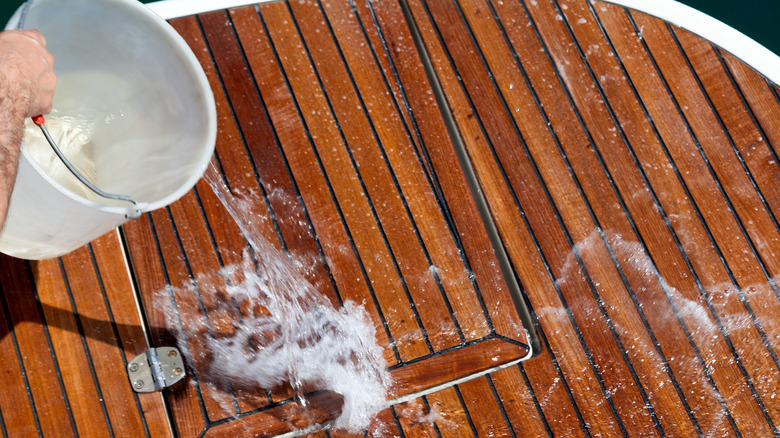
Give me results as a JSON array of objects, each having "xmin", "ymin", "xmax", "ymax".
[
  {"xmin": 601, "ymin": 0, "xmax": 780, "ymax": 85},
  {"xmin": 149, "ymin": 0, "xmax": 780, "ymax": 86},
  {"xmin": 145, "ymin": 0, "xmax": 274, "ymax": 21}
]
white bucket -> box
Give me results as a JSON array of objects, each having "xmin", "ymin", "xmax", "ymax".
[{"xmin": 1, "ymin": 0, "xmax": 217, "ymax": 259}]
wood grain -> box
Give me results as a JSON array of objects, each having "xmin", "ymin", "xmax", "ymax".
[
  {"xmin": 0, "ymin": 233, "xmax": 170, "ymax": 437},
  {"xmin": 405, "ymin": 0, "xmax": 780, "ymax": 436},
  {"xmin": 2, "ymin": 0, "xmax": 778, "ymax": 436},
  {"xmin": 121, "ymin": 1, "xmax": 531, "ymax": 435}
]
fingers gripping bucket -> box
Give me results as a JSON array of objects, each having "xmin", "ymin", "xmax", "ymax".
[{"xmin": 1, "ymin": 0, "xmax": 217, "ymax": 259}]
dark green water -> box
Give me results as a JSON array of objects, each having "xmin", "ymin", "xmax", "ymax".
[
  {"xmin": 678, "ymin": 0, "xmax": 778, "ymax": 55},
  {"xmin": 0, "ymin": 1, "xmax": 777, "ymax": 55}
]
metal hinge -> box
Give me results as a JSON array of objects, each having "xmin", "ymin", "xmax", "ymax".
[{"xmin": 127, "ymin": 347, "xmax": 186, "ymax": 393}]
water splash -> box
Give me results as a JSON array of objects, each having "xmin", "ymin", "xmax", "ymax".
[{"xmin": 164, "ymin": 165, "xmax": 392, "ymax": 432}]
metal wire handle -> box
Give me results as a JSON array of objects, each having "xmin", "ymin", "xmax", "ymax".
[{"xmin": 31, "ymin": 115, "xmax": 143, "ymax": 219}]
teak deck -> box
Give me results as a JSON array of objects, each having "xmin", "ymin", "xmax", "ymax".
[{"xmin": 1, "ymin": 0, "xmax": 779, "ymax": 436}]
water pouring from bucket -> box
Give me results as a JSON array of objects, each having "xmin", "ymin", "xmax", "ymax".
[{"xmin": 0, "ymin": 0, "xmax": 217, "ymax": 260}]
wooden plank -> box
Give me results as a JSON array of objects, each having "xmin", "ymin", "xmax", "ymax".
[
  {"xmin": 329, "ymin": 407, "xmax": 403, "ymax": 437},
  {"xmin": 121, "ymin": 0, "xmax": 535, "ymax": 435},
  {"xmin": 296, "ymin": 365, "xmax": 564, "ymax": 437},
  {"xmin": 488, "ymin": 366, "xmax": 551, "ymax": 437},
  {"xmin": 256, "ymin": 0, "xmax": 433, "ymax": 362},
  {"xmin": 407, "ymin": 0, "xmax": 780, "ymax": 436},
  {"xmin": 90, "ymin": 234, "xmax": 172, "ymax": 437},
  {"xmin": 457, "ymin": 377, "xmax": 512, "ymax": 437},
  {"xmin": 392, "ymin": 398, "xmax": 440, "ymax": 437},
  {"xmin": 446, "ymin": 1, "xmax": 706, "ymax": 434},
  {"xmin": 720, "ymin": 51, "xmax": 780, "ymax": 171},
  {"xmin": 0, "ymin": 256, "xmax": 77, "ymax": 437},
  {"xmin": 365, "ymin": 0, "xmax": 529, "ymax": 342},
  {"xmin": 204, "ymin": 400, "xmax": 409, "ymax": 438},
  {"xmin": 30, "ymin": 256, "xmax": 108, "ymax": 437},
  {"xmin": 677, "ymin": 25, "xmax": 780, "ymax": 343},
  {"xmin": 143, "ymin": 204, "xmax": 241, "ymax": 423},
  {"xmin": 220, "ymin": 3, "xmax": 418, "ymax": 365},
  {"xmin": 0, "ymin": 232, "xmax": 170, "ymax": 437},
  {"xmin": 202, "ymin": 391, "xmax": 343, "ymax": 438},
  {"xmin": 530, "ymin": 0, "xmax": 778, "ymax": 435},
  {"xmin": 424, "ymin": 386, "xmax": 474, "ymax": 437},
  {"xmin": 124, "ymin": 213, "xmax": 210, "ymax": 438},
  {"xmin": 475, "ymin": 1, "xmax": 693, "ymax": 434},
  {"xmin": 406, "ymin": 0, "xmax": 644, "ymax": 435},
  {"xmin": 248, "ymin": 0, "xmax": 533, "ymax": 385},
  {"xmin": 403, "ymin": 0, "xmax": 613, "ymax": 434},
  {"xmin": 289, "ymin": 0, "xmax": 467, "ymax": 349},
  {"xmin": 0, "ymin": 268, "xmax": 39, "ymax": 437},
  {"xmin": 504, "ymin": 0, "xmax": 731, "ymax": 434},
  {"xmin": 517, "ymin": 338, "xmax": 588, "ymax": 437},
  {"xmin": 185, "ymin": 12, "xmax": 341, "ymax": 312},
  {"xmin": 195, "ymin": 337, "xmax": 527, "ymax": 436},
  {"xmin": 62, "ymin": 245, "xmax": 161, "ymax": 436},
  {"xmin": 635, "ymin": 12, "xmax": 780, "ymax": 427},
  {"xmin": 291, "ymin": 0, "xmax": 492, "ymax": 344},
  {"xmin": 111, "ymin": 0, "xmax": 780, "ymax": 436},
  {"xmin": 388, "ymin": 338, "xmax": 527, "ymax": 398},
  {"xmin": 5, "ymin": 0, "xmax": 780, "ymax": 436},
  {"xmin": 589, "ymin": 4, "xmax": 778, "ymax": 435},
  {"xmin": 674, "ymin": 30, "xmax": 780, "ymax": 221}
]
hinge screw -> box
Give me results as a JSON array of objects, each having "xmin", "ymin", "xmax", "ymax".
[
  {"xmin": 129, "ymin": 363, "xmax": 139, "ymax": 373},
  {"xmin": 173, "ymin": 367, "xmax": 183, "ymax": 376},
  {"xmin": 168, "ymin": 350, "xmax": 178, "ymax": 358},
  {"xmin": 133, "ymin": 380, "xmax": 145, "ymax": 390}
]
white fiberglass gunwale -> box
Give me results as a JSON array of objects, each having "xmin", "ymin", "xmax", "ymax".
[
  {"xmin": 148, "ymin": 0, "xmax": 780, "ymax": 86},
  {"xmin": 145, "ymin": 0, "xmax": 275, "ymax": 20}
]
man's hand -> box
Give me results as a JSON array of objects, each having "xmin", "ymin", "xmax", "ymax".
[
  {"xmin": 0, "ymin": 29, "xmax": 56, "ymax": 118},
  {"xmin": 0, "ymin": 29, "xmax": 57, "ymax": 230}
]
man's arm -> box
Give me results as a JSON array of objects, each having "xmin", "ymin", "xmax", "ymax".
[{"xmin": 0, "ymin": 30, "xmax": 56, "ymax": 229}]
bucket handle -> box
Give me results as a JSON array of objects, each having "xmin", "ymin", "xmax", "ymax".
[{"xmin": 32, "ymin": 115, "xmax": 144, "ymax": 219}]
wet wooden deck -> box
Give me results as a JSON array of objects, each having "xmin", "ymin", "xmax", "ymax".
[{"xmin": 1, "ymin": 0, "xmax": 780, "ymax": 436}]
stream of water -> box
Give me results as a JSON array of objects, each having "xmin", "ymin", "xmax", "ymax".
[{"xmin": 168, "ymin": 166, "xmax": 392, "ymax": 432}]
